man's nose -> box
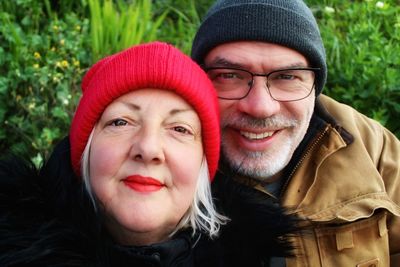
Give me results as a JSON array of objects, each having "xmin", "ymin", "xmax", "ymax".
[{"xmin": 237, "ymin": 76, "xmax": 280, "ymax": 118}]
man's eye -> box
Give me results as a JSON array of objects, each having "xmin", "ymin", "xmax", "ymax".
[
  {"xmin": 218, "ymin": 72, "xmax": 242, "ymax": 80},
  {"xmin": 277, "ymin": 73, "xmax": 295, "ymax": 80},
  {"xmin": 110, "ymin": 119, "xmax": 128, "ymax": 126}
]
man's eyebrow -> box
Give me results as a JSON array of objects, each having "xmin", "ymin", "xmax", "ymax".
[
  {"xmin": 206, "ymin": 58, "xmax": 310, "ymax": 70},
  {"xmin": 283, "ymin": 62, "xmax": 309, "ymax": 68},
  {"xmin": 206, "ymin": 57, "xmax": 245, "ymax": 69}
]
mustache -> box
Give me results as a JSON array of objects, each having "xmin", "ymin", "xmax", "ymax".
[{"xmin": 221, "ymin": 113, "xmax": 299, "ymax": 129}]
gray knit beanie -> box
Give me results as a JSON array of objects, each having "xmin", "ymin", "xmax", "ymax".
[{"xmin": 191, "ymin": 0, "xmax": 327, "ymax": 95}]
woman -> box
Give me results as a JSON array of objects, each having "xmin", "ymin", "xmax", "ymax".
[
  {"xmin": 0, "ymin": 42, "xmax": 299, "ymax": 267},
  {"xmin": 69, "ymin": 41, "xmax": 226, "ymax": 248}
]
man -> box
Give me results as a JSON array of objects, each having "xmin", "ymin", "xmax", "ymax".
[{"xmin": 191, "ymin": 0, "xmax": 400, "ymax": 266}]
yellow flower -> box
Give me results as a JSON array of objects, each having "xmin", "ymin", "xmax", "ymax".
[
  {"xmin": 75, "ymin": 25, "xmax": 81, "ymax": 31},
  {"xmin": 72, "ymin": 58, "xmax": 80, "ymax": 67},
  {"xmin": 61, "ymin": 60, "xmax": 69, "ymax": 68},
  {"xmin": 33, "ymin": 63, "xmax": 40, "ymax": 69},
  {"xmin": 56, "ymin": 60, "xmax": 69, "ymax": 68},
  {"xmin": 51, "ymin": 46, "xmax": 56, "ymax": 52},
  {"xmin": 28, "ymin": 102, "xmax": 36, "ymax": 110},
  {"xmin": 60, "ymin": 39, "xmax": 65, "ymax": 46},
  {"xmin": 34, "ymin": 52, "xmax": 41, "ymax": 59}
]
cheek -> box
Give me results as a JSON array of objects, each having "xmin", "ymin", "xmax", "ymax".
[
  {"xmin": 89, "ymin": 139, "xmax": 129, "ymax": 210},
  {"xmin": 90, "ymin": 139, "xmax": 126, "ymax": 178},
  {"xmin": 288, "ymin": 98, "xmax": 315, "ymax": 133},
  {"xmin": 167, "ymin": 144, "xmax": 203, "ymax": 189},
  {"xmin": 300, "ymin": 98, "xmax": 314, "ymax": 123},
  {"xmin": 218, "ymin": 101, "xmax": 236, "ymax": 127},
  {"xmin": 170, "ymin": 162, "xmax": 199, "ymax": 215},
  {"xmin": 218, "ymin": 101, "xmax": 232, "ymax": 116},
  {"xmin": 287, "ymin": 94, "xmax": 314, "ymax": 119}
]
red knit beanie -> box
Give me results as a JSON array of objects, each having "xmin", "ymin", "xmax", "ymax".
[{"xmin": 70, "ymin": 42, "xmax": 220, "ymax": 180}]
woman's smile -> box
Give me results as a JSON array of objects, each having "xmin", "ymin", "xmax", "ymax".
[{"xmin": 123, "ymin": 175, "xmax": 164, "ymax": 193}]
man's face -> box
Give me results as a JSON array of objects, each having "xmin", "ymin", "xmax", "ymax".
[{"xmin": 204, "ymin": 41, "xmax": 316, "ymax": 181}]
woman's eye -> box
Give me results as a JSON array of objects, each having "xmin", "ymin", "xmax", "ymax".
[
  {"xmin": 110, "ymin": 119, "xmax": 128, "ymax": 126},
  {"xmin": 172, "ymin": 126, "xmax": 192, "ymax": 135}
]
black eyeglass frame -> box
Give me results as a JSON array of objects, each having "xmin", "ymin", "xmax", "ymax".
[{"xmin": 204, "ymin": 67, "xmax": 321, "ymax": 102}]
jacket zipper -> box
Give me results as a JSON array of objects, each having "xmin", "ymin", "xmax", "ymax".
[{"xmin": 279, "ymin": 126, "xmax": 330, "ymax": 200}]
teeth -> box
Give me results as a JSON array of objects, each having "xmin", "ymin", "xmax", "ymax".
[{"xmin": 240, "ymin": 131, "xmax": 273, "ymax": 140}]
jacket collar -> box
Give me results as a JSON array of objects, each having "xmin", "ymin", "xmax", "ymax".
[
  {"xmin": 315, "ymin": 96, "xmax": 354, "ymax": 145},
  {"xmin": 110, "ymin": 230, "xmax": 199, "ymax": 266},
  {"xmin": 220, "ymin": 96, "xmax": 355, "ymax": 199}
]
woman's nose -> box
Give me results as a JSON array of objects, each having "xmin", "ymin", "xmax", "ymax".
[{"xmin": 130, "ymin": 128, "xmax": 165, "ymax": 164}]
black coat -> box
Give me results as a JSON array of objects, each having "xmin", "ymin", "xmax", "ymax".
[{"xmin": 0, "ymin": 138, "xmax": 299, "ymax": 267}]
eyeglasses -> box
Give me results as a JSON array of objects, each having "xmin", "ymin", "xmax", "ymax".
[{"xmin": 205, "ymin": 67, "xmax": 320, "ymax": 101}]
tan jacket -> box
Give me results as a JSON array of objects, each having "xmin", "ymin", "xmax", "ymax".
[{"xmin": 257, "ymin": 95, "xmax": 400, "ymax": 266}]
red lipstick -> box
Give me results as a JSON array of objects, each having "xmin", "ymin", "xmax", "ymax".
[{"xmin": 123, "ymin": 175, "xmax": 164, "ymax": 193}]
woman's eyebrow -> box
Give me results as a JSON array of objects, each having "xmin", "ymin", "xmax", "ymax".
[
  {"xmin": 119, "ymin": 101, "xmax": 141, "ymax": 111},
  {"xmin": 119, "ymin": 101, "xmax": 195, "ymax": 117},
  {"xmin": 169, "ymin": 108, "xmax": 195, "ymax": 116}
]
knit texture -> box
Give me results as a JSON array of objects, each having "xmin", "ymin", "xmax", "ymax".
[
  {"xmin": 191, "ymin": 0, "xmax": 327, "ymax": 95},
  {"xmin": 70, "ymin": 42, "xmax": 220, "ymax": 180}
]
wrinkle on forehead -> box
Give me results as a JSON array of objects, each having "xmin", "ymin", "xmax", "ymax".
[{"xmin": 205, "ymin": 41, "xmax": 310, "ymax": 71}]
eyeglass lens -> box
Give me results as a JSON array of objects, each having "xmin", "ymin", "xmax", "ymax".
[{"xmin": 206, "ymin": 68, "xmax": 316, "ymax": 101}]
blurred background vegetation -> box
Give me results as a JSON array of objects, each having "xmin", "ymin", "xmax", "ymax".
[{"xmin": 0, "ymin": 0, "xmax": 399, "ymax": 166}]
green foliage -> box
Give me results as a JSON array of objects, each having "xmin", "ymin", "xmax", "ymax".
[
  {"xmin": 1, "ymin": 0, "xmax": 399, "ymax": 165},
  {"xmin": 155, "ymin": 0, "xmax": 204, "ymax": 54},
  {"xmin": 88, "ymin": 0, "xmax": 169, "ymax": 61},
  {"xmin": 306, "ymin": 0, "xmax": 400, "ymax": 137},
  {"xmin": 0, "ymin": 0, "xmax": 91, "ymax": 165},
  {"xmin": 0, "ymin": 0, "xmax": 207, "ymax": 164}
]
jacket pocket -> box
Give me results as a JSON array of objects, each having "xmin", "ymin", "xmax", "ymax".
[{"xmin": 314, "ymin": 211, "xmax": 389, "ymax": 267}]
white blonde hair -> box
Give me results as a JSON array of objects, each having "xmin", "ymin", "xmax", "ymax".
[{"xmin": 81, "ymin": 129, "xmax": 228, "ymax": 239}]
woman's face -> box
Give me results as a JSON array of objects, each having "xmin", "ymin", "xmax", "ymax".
[{"xmin": 89, "ymin": 88, "xmax": 203, "ymax": 245}]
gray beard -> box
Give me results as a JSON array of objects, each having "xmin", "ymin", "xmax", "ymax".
[
  {"xmin": 220, "ymin": 142, "xmax": 292, "ymax": 181},
  {"xmin": 220, "ymin": 114, "xmax": 298, "ymax": 181}
]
